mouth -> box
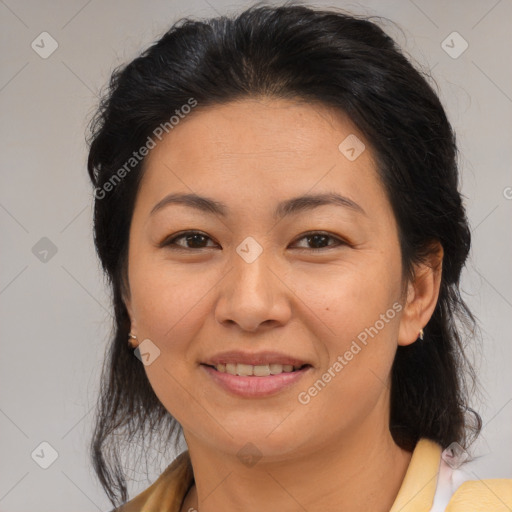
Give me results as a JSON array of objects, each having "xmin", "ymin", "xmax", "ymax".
[
  {"xmin": 201, "ymin": 362, "xmax": 311, "ymax": 376},
  {"xmin": 200, "ymin": 362, "xmax": 313, "ymax": 398}
]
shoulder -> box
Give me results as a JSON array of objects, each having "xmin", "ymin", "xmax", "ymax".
[
  {"xmin": 392, "ymin": 438, "xmax": 512, "ymax": 512},
  {"xmin": 445, "ymin": 478, "xmax": 512, "ymax": 511},
  {"xmin": 430, "ymin": 442, "xmax": 512, "ymax": 512}
]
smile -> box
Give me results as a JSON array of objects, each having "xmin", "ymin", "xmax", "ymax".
[
  {"xmin": 207, "ymin": 363, "xmax": 308, "ymax": 376},
  {"xmin": 200, "ymin": 363, "xmax": 312, "ymax": 397}
]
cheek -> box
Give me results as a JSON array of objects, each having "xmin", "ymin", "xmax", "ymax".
[
  {"xmin": 293, "ymin": 256, "xmax": 401, "ymax": 403},
  {"xmin": 130, "ymin": 257, "xmax": 213, "ymax": 338},
  {"xmin": 294, "ymin": 253, "xmax": 402, "ymax": 340},
  {"xmin": 128, "ymin": 262, "xmax": 214, "ymax": 425},
  {"xmin": 297, "ymin": 285, "xmax": 400, "ymax": 433}
]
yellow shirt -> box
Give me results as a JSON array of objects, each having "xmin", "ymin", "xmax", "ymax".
[{"xmin": 118, "ymin": 438, "xmax": 512, "ymax": 511}]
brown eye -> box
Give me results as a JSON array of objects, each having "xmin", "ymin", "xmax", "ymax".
[
  {"xmin": 161, "ymin": 231, "xmax": 217, "ymax": 250},
  {"xmin": 291, "ymin": 232, "xmax": 346, "ymax": 251}
]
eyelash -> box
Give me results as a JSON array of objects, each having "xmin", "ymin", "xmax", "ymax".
[{"xmin": 160, "ymin": 230, "xmax": 347, "ymax": 252}]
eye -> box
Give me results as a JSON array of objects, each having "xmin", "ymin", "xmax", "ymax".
[
  {"xmin": 160, "ymin": 231, "xmax": 218, "ymax": 250},
  {"xmin": 291, "ymin": 231, "xmax": 346, "ymax": 251},
  {"xmin": 159, "ymin": 231, "xmax": 347, "ymax": 251}
]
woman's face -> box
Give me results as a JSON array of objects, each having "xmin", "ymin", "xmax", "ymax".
[{"xmin": 124, "ymin": 98, "xmax": 414, "ymax": 459}]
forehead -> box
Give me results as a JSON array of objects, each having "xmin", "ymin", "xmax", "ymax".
[
  {"xmin": 136, "ymin": 97, "xmax": 388, "ymax": 221},
  {"xmin": 147, "ymin": 97, "xmax": 362, "ymax": 169}
]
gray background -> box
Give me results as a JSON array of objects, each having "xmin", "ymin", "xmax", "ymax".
[{"xmin": 0, "ymin": 0, "xmax": 511, "ymax": 510}]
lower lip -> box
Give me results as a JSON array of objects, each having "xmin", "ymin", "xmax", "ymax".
[{"xmin": 201, "ymin": 364, "xmax": 312, "ymax": 398}]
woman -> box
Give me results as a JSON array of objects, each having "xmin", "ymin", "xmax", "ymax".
[{"xmin": 87, "ymin": 3, "xmax": 512, "ymax": 511}]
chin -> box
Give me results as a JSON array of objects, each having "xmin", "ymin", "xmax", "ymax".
[{"xmin": 202, "ymin": 426, "xmax": 309, "ymax": 462}]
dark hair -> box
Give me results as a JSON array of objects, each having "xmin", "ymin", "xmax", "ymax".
[{"xmin": 87, "ymin": 2, "xmax": 481, "ymax": 507}]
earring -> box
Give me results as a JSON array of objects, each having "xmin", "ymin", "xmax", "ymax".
[
  {"xmin": 128, "ymin": 332, "xmax": 138, "ymax": 346},
  {"xmin": 418, "ymin": 328, "xmax": 424, "ymax": 341}
]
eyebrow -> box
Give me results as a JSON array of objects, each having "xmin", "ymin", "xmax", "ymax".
[{"xmin": 150, "ymin": 192, "xmax": 366, "ymax": 219}]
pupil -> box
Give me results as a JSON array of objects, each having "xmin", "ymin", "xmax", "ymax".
[
  {"xmin": 308, "ymin": 234, "xmax": 328, "ymax": 248},
  {"xmin": 187, "ymin": 234, "xmax": 206, "ymax": 248}
]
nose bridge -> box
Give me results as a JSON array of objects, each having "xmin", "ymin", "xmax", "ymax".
[
  {"xmin": 234, "ymin": 245, "xmax": 273, "ymax": 296},
  {"xmin": 215, "ymin": 238, "xmax": 291, "ymax": 331},
  {"xmin": 231, "ymin": 240, "xmax": 276, "ymax": 308}
]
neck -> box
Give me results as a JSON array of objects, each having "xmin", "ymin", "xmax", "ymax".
[{"xmin": 181, "ymin": 413, "xmax": 412, "ymax": 512}]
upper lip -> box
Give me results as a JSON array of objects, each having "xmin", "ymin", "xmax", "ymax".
[{"xmin": 202, "ymin": 350, "xmax": 311, "ymax": 367}]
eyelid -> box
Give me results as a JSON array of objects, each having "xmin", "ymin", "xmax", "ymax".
[
  {"xmin": 291, "ymin": 231, "xmax": 348, "ymax": 250},
  {"xmin": 160, "ymin": 230, "xmax": 348, "ymax": 251},
  {"xmin": 158, "ymin": 230, "xmax": 218, "ymax": 249}
]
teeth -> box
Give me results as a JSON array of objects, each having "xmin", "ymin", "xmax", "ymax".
[
  {"xmin": 213, "ymin": 363, "xmax": 303, "ymax": 376},
  {"xmin": 254, "ymin": 364, "xmax": 271, "ymax": 376},
  {"xmin": 236, "ymin": 363, "xmax": 254, "ymax": 376},
  {"xmin": 269, "ymin": 363, "xmax": 283, "ymax": 374}
]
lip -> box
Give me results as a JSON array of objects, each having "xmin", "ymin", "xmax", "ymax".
[
  {"xmin": 201, "ymin": 364, "xmax": 312, "ymax": 398},
  {"xmin": 202, "ymin": 350, "xmax": 310, "ymax": 367}
]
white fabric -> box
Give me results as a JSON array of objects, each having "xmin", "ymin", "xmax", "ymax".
[{"xmin": 428, "ymin": 447, "xmax": 473, "ymax": 512}]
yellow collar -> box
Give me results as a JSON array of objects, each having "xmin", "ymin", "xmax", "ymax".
[{"xmin": 390, "ymin": 438, "xmax": 442, "ymax": 512}]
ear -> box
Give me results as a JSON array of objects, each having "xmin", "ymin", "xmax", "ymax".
[
  {"xmin": 398, "ymin": 241, "xmax": 443, "ymax": 346},
  {"xmin": 123, "ymin": 289, "xmax": 139, "ymax": 347}
]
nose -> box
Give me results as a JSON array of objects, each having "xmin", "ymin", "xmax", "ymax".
[{"xmin": 214, "ymin": 249, "xmax": 292, "ymax": 333}]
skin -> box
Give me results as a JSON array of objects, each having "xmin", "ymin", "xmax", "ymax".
[{"xmin": 124, "ymin": 97, "xmax": 443, "ymax": 512}]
